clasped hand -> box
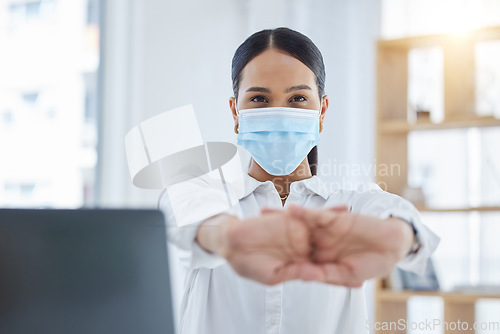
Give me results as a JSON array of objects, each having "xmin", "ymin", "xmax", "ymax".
[{"xmin": 212, "ymin": 204, "xmax": 414, "ymax": 287}]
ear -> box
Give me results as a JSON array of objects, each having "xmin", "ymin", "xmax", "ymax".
[
  {"xmin": 229, "ymin": 97, "xmax": 238, "ymax": 124},
  {"xmin": 320, "ymin": 95, "xmax": 329, "ymax": 124}
]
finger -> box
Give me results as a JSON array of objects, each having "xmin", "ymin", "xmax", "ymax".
[
  {"xmin": 310, "ymin": 211, "xmax": 354, "ymax": 249},
  {"xmin": 288, "ymin": 203, "xmax": 349, "ymax": 216},
  {"xmin": 287, "ymin": 204, "xmax": 336, "ymax": 227},
  {"xmin": 285, "ymin": 217, "xmax": 312, "ymax": 256},
  {"xmin": 234, "ymin": 253, "xmax": 300, "ymax": 286},
  {"xmin": 275, "ymin": 262, "xmax": 326, "ymax": 283},
  {"xmin": 312, "ymin": 242, "xmax": 358, "ymax": 263},
  {"xmin": 312, "ymin": 246, "xmax": 339, "ymax": 263},
  {"xmin": 286, "ymin": 203, "xmax": 308, "ymax": 217},
  {"xmin": 296, "ymin": 262, "xmax": 327, "ymax": 282},
  {"xmin": 318, "ymin": 263, "xmax": 363, "ymax": 288},
  {"xmin": 265, "ymin": 261, "xmax": 301, "ymax": 285}
]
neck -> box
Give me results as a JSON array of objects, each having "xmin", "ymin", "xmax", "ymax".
[{"xmin": 248, "ymin": 158, "xmax": 313, "ymax": 197}]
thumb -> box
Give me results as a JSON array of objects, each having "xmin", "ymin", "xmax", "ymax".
[{"xmin": 286, "ymin": 203, "xmax": 309, "ymax": 219}]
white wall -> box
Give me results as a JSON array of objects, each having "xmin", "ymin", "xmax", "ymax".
[{"xmin": 99, "ymin": 0, "xmax": 381, "ymax": 330}]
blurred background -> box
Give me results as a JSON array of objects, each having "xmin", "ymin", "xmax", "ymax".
[{"xmin": 1, "ymin": 0, "xmax": 500, "ymax": 333}]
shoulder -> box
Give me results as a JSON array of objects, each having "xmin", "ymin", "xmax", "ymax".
[
  {"xmin": 318, "ymin": 177, "xmax": 411, "ymax": 213},
  {"xmin": 317, "ymin": 177, "xmax": 386, "ymax": 201},
  {"xmin": 159, "ymin": 171, "xmax": 241, "ymax": 227}
]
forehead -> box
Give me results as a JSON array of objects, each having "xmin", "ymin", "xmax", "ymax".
[{"xmin": 239, "ymin": 48, "xmax": 317, "ymax": 92}]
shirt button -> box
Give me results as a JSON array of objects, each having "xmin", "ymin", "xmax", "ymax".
[{"xmin": 270, "ymin": 318, "xmax": 277, "ymax": 325}]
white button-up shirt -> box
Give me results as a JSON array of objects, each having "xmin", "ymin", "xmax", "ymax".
[{"xmin": 159, "ymin": 172, "xmax": 440, "ymax": 334}]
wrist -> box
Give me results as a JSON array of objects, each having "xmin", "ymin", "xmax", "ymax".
[
  {"xmin": 389, "ymin": 217, "xmax": 417, "ymax": 259},
  {"xmin": 404, "ymin": 220, "xmax": 421, "ymax": 256},
  {"xmin": 195, "ymin": 214, "xmax": 240, "ymax": 257}
]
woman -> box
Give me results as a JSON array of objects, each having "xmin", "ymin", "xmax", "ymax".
[{"xmin": 160, "ymin": 27, "xmax": 439, "ymax": 334}]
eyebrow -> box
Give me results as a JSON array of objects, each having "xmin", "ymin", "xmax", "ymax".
[
  {"xmin": 285, "ymin": 85, "xmax": 312, "ymax": 93},
  {"xmin": 245, "ymin": 87, "xmax": 271, "ymax": 93},
  {"xmin": 245, "ymin": 85, "xmax": 312, "ymax": 94}
]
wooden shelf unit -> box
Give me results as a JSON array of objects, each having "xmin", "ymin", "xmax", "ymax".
[
  {"xmin": 375, "ymin": 280, "xmax": 498, "ymax": 334},
  {"xmin": 379, "ymin": 116, "xmax": 500, "ymax": 134},
  {"xmin": 377, "ymin": 289, "xmax": 500, "ymax": 303},
  {"xmin": 416, "ymin": 206, "xmax": 500, "ymax": 213},
  {"xmin": 375, "ymin": 26, "xmax": 500, "ymax": 334}
]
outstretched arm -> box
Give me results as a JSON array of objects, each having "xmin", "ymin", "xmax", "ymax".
[
  {"xmin": 195, "ymin": 210, "xmax": 326, "ymax": 285},
  {"xmin": 287, "ymin": 204, "xmax": 416, "ymax": 287}
]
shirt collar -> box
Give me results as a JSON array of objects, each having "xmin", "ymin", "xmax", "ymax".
[{"xmin": 240, "ymin": 173, "xmax": 330, "ymax": 200}]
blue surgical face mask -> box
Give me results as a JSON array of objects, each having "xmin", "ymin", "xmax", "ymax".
[{"xmin": 236, "ymin": 106, "xmax": 321, "ymax": 176}]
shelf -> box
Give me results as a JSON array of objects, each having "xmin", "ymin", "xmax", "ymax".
[
  {"xmin": 375, "ymin": 27, "xmax": 500, "ymax": 329},
  {"xmin": 378, "ymin": 117, "xmax": 500, "ymax": 134},
  {"xmin": 377, "ymin": 290, "xmax": 500, "ymax": 303},
  {"xmin": 415, "ymin": 206, "xmax": 500, "ymax": 213}
]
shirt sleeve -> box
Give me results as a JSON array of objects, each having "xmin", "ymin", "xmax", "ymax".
[
  {"xmin": 158, "ymin": 173, "xmax": 238, "ymax": 270},
  {"xmin": 348, "ymin": 183, "xmax": 440, "ymax": 275}
]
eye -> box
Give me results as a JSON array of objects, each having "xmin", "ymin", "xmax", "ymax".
[
  {"xmin": 289, "ymin": 95, "xmax": 307, "ymax": 103},
  {"xmin": 249, "ymin": 95, "xmax": 269, "ymax": 103}
]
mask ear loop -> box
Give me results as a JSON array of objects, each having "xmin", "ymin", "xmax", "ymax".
[
  {"xmin": 234, "ymin": 98, "xmax": 240, "ymax": 134},
  {"xmin": 234, "ymin": 97, "xmax": 240, "ymax": 116},
  {"xmin": 319, "ymin": 94, "xmax": 325, "ymax": 133},
  {"xmin": 319, "ymin": 94, "xmax": 326, "ymax": 110}
]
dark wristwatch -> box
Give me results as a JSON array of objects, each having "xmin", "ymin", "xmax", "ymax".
[{"xmin": 406, "ymin": 220, "xmax": 422, "ymax": 255}]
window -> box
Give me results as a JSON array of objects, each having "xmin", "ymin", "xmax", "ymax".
[
  {"xmin": 2, "ymin": 109, "xmax": 14, "ymax": 124},
  {"xmin": 21, "ymin": 91, "xmax": 39, "ymax": 105},
  {"xmin": 0, "ymin": 0, "xmax": 100, "ymax": 208},
  {"xmin": 475, "ymin": 40, "xmax": 500, "ymax": 118},
  {"xmin": 382, "ymin": 0, "xmax": 500, "ymax": 39},
  {"xmin": 24, "ymin": 1, "xmax": 41, "ymax": 19},
  {"xmin": 86, "ymin": 0, "xmax": 99, "ymax": 25},
  {"xmin": 7, "ymin": 0, "xmax": 55, "ymax": 30},
  {"xmin": 408, "ymin": 47, "xmax": 444, "ymax": 123}
]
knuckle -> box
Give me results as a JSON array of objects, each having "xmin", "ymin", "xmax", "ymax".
[{"xmin": 288, "ymin": 221, "xmax": 310, "ymax": 251}]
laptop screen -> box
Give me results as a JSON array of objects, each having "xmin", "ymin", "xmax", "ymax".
[{"xmin": 0, "ymin": 209, "xmax": 175, "ymax": 334}]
